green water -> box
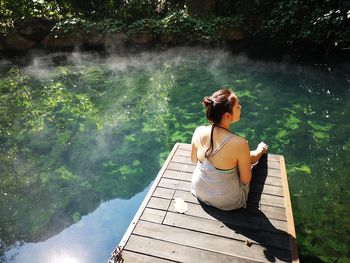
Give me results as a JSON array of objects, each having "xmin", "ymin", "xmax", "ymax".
[{"xmin": 0, "ymin": 48, "xmax": 349, "ymax": 262}]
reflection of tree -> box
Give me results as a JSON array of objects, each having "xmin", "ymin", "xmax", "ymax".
[{"xmin": 0, "ymin": 64, "xmax": 164, "ymax": 248}]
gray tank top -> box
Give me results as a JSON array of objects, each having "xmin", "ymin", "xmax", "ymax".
[{"xmin": 191, "ymin": 131, "xmax": 249, "ymax": 210}]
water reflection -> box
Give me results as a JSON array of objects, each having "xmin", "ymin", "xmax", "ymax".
[{"xmin": 3, "ymin": 186, "xmax": 150, "ymax": 263}]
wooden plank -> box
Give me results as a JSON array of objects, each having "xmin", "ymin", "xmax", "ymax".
[
  {"xmin": 158, "ymin": 177, "xmax": 191, "ymax": 191},
  {"xmin": 122, "ymin": 251, "xmax": 176, "ymax": 262},
  {"xmin": 266, "ymin": 153, "xmax": 282, "ymax": 161},
  {"xmin": 175, "ymin": 149, "xmax": 190, "ymax": 157},
  {"xmin": 249, "ymin": 192, "xmax": 286, "ymax": 208},
  {"xmin": 156, "ymin": 188, "xmax": 287, "ymax": 221},
  {"xmin": 167, "ymin": 199, "xmax": 288, "ymax": 233},
  {"xmin": 268, "ymin": 160, "xmax": 282, "ymax": 170},
  {"xmin": 169, "ymin": 156, "xmax": 282, "ymax": 179},
  {"xmin": 258, "ymin": 204, "xmax": 287, "ymax": 221},
  {"xmin": 163, "ymin": 169, "xmax": 192, "ymax": 181},
  {"xmin": 178, "ymin": 143, "xmax": 191, "ymax": 150},
  {"xmin": 155, "ymin": 182, "xmax": 286, "ymax": 210},
  {"xmin": 280, "ymin": 155, "xmax": 299, "ymax": 262},
  {"xmin": 163, "ymin": 211, "xmax": 290, "ymax": 251},
  {"xmin": 167, "ymin": 162, "xmax": 281, "ymax": 178},
  {"xmin": 155, "ymin": 183, "xmax": 286, "ymax": 211},
  {"xmin": 163, "ymin": 169, "xmax": 283, "ymax": 187},
  {"xmin": 140, "ymin": 208, "xmax": 167, "ymax": 224},
  {"xmin": 251, "ymin": 174, "xmax": 283, "ymax": 186},
  {"xmin": 171, "ymin": 152, "xmax": 280, "ymax": 169},
  {"xmin": 167, "ymin": 162, "xmax": 195, "ymax": 173},
  {"xmin": 171, "ymin": 155, "xmax": 194, "ymax": 165},
  {"xmin": 168, "ymin": 200, "xmax": 260, "ymax": 230},
  {"xmin": 159, "ymin": 177, "xmax": 284, "ymax": 197},
  {"xmin": 148, "ymin": 197, "xmax": 171, "ymax": 210},
  {"xmin": 153, "ymin": 187, "xmax": 175, "ymax": 199},
  {"xmin": 134, "ymin": 220, "xmax": 291, "ymax": 262},
  {"xmin": 250, "ymin": 184, "xmax": 284, "ymax": 197},
  {"xmin": 125, "ymin": 235, "xmax": 258, "ymax": 263},
  {"xmin": 268, "ymin": 168, "xmax": 283, "ymax": 177},
  {"xmin": 171, "ymin": 188, "xmax": 285, "ymax": 209}
]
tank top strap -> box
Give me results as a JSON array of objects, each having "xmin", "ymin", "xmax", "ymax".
[{"xmin": 210, "ymin": 134, "xmax": 235, "ymax": 156}]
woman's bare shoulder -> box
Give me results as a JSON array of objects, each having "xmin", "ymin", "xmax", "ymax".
[
  {"xmin": 192, "ymin": 125, "xmax": 210, "ymax": 143},
  {"xmin": 229, "ymin": 134, "xmax": 248, "ymax": 147},
  {"xmin": 194, "ymin": 125, "xmax": 210, "ymax": 135}
]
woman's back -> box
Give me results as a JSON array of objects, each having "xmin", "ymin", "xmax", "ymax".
[
  {"xmin": 191, "ymin": 125, "xmax": 250, "ymax": 210},
  {"xmin": 192, "ymin": 125, "xmax": 244, "ymax": 170}
]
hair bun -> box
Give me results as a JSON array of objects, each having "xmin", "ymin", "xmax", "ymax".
[{"xmin": 203, "ymin": 96, "xmax": 214, "ymax": 107}]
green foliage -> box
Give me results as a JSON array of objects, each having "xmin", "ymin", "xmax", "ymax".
[
  {"xmin": 262, "ymin": 0, "xmax": 350, "ymax": 48},
  {"xmin": 160, "ymin": 10, "xmax": 205, "ymax": 42},
  {"xmin": 0, "ymin": 0, "xmax": 65, "ymax": 33},
  {"xmin": 159, "ymin": 11, "xmax": 245, "ymax": 43},
  {"xmin": 52, "ymin": 17, "xmax": 126, "ymax": 34},
  {"xmin": 115, "ymin": 0, "xmax": 160, "ymax": 23},
  {"xmin": 1, "ymin": 0, "xmax": 348, "ymax": 50},
  {"xmin": 128, "ymin": 18, "xmax": 162, "ymax": 36},
  {"xmin": 48, "ymin": 12, "xmax": 246, "ymax": 44}
]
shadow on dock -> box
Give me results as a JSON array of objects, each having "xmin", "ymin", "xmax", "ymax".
[{"xmin": 199, "ymin": 154, "xmax": 293, "ymax": 262}]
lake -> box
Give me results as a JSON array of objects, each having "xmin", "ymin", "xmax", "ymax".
[{"xmin": 0, "ymin": 48, "xmax": 349, "ymax": 262}]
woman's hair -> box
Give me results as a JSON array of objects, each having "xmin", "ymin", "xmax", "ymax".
[
  {"xmin": 202, "ymin": 88, "xmax": 237, "ymax": 158},
  {"xmin": 203, "ymin": 88, "xmax": 236, "ymax": 124}
]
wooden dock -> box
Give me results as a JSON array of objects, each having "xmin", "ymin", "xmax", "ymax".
[{"xmin": 115, "ymin": 143, "xmax": 299, "ymax": 262}]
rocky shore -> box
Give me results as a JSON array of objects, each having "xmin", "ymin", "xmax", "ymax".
[{"xmin": 0, "ymin": 17, "xmax": 245, "ymax": 52}]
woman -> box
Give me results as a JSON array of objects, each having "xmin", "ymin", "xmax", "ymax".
[{"xmin": 191, "ymin": 88, "xmax": 268, "ymax": 211}]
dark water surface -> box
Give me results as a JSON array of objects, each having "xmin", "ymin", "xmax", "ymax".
[{"xmin": 0, "ymin": 48, "xmax": 349, "ymax": 262}]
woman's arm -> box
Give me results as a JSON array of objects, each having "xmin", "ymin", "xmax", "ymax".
[
  {"xmin": 190, "ymin": 128, "xmax": 199, "ymax": 164},
  {"xmin": 237, "ymin": 139, "xmax": 252, "ymax": 185}
]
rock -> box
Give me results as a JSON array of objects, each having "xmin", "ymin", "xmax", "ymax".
[
  {"xmin": 14, "ymin": 17, "xmax": 54, "ymax": 42},
  {"xmin": 160, "ymin": 32, "xmax": 175, "ymax": 45},
  {"xmin": 129, "ymin": 31, "xmax": 153, "ymax": 45},
  {"xmin": 84, "ymin": 30, "xmax": 104, "ymax": 46},
  {"xmin": 4, "ymin": 32, "xmax": 35, "ymax": 50},
  {"xmin": 42, "ymin": 32, "xmax": 84, "ymax": 49},
  {"xmin": 104, "ymin": 32, "xmax": 127, "ymax": 48},
  {"xmin": 220, "ymin": 28, "xmax": 245, "ymax": 41},
  {"xmin": 160, "ymin": 32, "xmax": 188, "ymax": 45}
]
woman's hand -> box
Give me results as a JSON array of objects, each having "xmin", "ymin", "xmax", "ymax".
[
  {"xmin": 250, "ymin": 141, "xmax": 268, "ymax": 165},
  {"xmin": 257, "ymin": 141, "xmax": 268, "ymax": 154}
]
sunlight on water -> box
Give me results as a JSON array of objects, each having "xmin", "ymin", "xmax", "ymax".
[{"xmin": 51, "ymin": 255, "xmax": 79, "ymax": 263}]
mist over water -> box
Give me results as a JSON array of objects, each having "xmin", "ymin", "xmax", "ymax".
[{"xmin": 0, "ymin": 48, "xmax": 349, "ymax": 262}]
